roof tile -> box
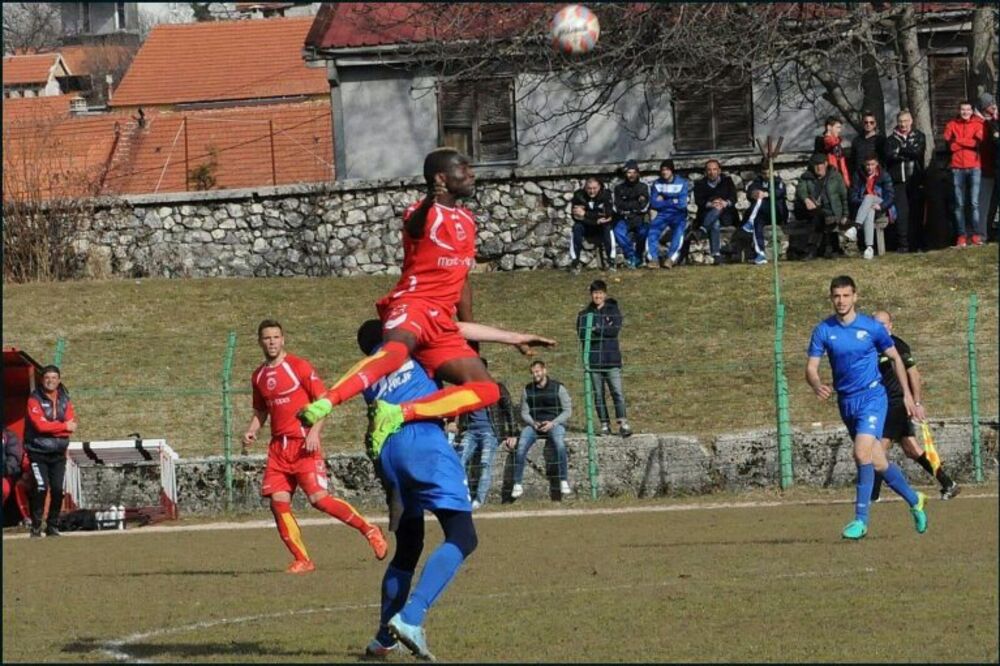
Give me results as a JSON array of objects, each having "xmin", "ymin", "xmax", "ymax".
[{"xmin": 2, "ymin": 53, "xmax": 64, "ymax": 85}]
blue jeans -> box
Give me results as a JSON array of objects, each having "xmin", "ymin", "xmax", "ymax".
[
  {"xmin": 588, "ymin": 367, "xmax": 626, "ymax": 424},
  {"xmin": 701, "ymin": 208, "xmax": 723, "ymax": 256},
  {"xmin": 952, "ymin": 167, "xmax": 982, "ymax": 237},
  {"xmin": 513, "ymin": 424, "xmax": 568, "ymax": 484},
  {"xmin": 459, "ymin": 427, "xmax": 499, "ymax": 505}
]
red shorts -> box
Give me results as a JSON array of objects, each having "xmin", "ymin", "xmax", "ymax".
[
  {"xmin": 2, "ymin": 478, "xmax": 10, "ymax": 504},
  {"xmin": 261, "ymin": 437, "xmax": 329, "ymax": 497},
  {"xmin": 377, "ymin": 299, "xmax": 478, "ymax": 377}
]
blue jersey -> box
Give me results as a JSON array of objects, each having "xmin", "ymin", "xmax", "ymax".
[
  {"xmin": 807, "ymin": 313, "xmax": 895, "ymax": 396},
  {"xmin": 361, "ymin": 344, "xmax": 442, "ymax": 406}
]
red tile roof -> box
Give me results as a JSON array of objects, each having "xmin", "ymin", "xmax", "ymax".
[
  {"xmin": 2, "ymin": 94, "xmax": 75, "ymax": 123},
  {"xmin": 105, "ymin": 100, "xmax": 333, "ymax": 194},
  {"xmin": 2, "ymin": 53, "xmax": 67, "ymax": 85},
  {"xmin": 57, "ymin": 44, "xmax": 135, "ymax": 78},
  {"xmin": 110, "ymin": 17, "xmax": 328, "ymax": 108}
]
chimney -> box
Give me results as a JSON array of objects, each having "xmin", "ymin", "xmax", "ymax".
[
  {"xmin": 70, "ymin": 96, "xmax": 88, "ymax": 115},
  {"xmin": 106, "ymin": 74, "xmax": 114, "ymax": 104}
]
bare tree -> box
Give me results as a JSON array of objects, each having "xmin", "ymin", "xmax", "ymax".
[
  {"xmin": 971, "ymin": 5, "xmax": 999, "ymax": 103},
  {"xmin": 2, "ymin": 2, "xmax": 61, "ymax": 54}
]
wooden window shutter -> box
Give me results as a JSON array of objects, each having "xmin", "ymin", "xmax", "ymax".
[
  {"xmin": 929, "ymin": 55, "xmax": 969, "ymax": 139},
  {"xmin": 673, "ymin": 90, "xmax": 714, "ymax": 152},
  {"xmin": 476, "ymin": 79, "xmax": 516, "ymax": 162},
  {"xmin": 714, "ymin": 84, "xmax": 753, "ymax": 150}
]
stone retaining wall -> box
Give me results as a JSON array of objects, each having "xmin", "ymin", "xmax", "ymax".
[{"xmin": 75, "ymin": 420, "xmax": 998, "ymax": 515}]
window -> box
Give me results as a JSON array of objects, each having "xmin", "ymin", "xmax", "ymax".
[
  {"xmin": 929, "ymin": 54, "xmax": 969, "ymax": 139},
  {"xmin": 438, "ymin": 78, "xmax": 517, "ymax": 163},
  {"xmin": 116, "ymin": 2, "xmax": 126, "ymax": 30},
  {"xmin": 672, "ymin": 79, "xmax": 753, "ymax": 153}
]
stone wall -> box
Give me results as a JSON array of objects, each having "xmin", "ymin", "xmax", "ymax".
[
  {"xmin": 74, "ymin": 419, "xmax": 998, "ymax": 515},
  {"xmin": 67, "ymin": 153, "xmax": 817, "ymax": 279}
]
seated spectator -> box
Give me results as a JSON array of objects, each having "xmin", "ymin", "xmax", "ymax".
[
  {"xmin": 849, "ymin": 110, "xmax": 888, "ymax": 175},
  {"xmin": 509, "ymin": 360, "xmax": 572, "ymax": 501},
  {"xmin": 569, "ymin": 177, "xmax": 615, "ymax": 274},
  {"xmin": 693, "ymin": 159, "xmax": 738, "ymax": 265},
  {"xmin": 647, "ymin": 159, "xmax": 688, "ymax": 269},
  {"xmin": 741, "ymin": 162, "xmax": 789, "ymax": 265},
  {"xmin": 457, "ymin": 358, "xmax": 516, "ymax": 510},
  {"xmin": 975, "ymin": 93, "xmax": 999, "ymax": 241},
  {"xmin": 943, "ymin": 100, "xmax": 984, "ymax": 246},
  {"xmin": 848, "ymin": 155, "xmax": 896, "ymax": 260},
  {"xmin": 25, "ymin": 365, "xmax": 77, "ymax": 538},
  {"xmin": 884, "ymin": 109, "xmax": 927, "ymax": 253},
  {"xmin": 576, "ymin": 280, "xmax": 631, "ymax": 437},
  {"xmin": 795, "ymin": 153, "xmax": 849, "ymax": 260},
  {"xmin": 814, "ymin": 115, "xmax": 852, "ymax": 187},
  {"xmin": 611, "ymin": 160, "xmax": 651, "ymax": 269},
  {"xmin": 2, "ymin": 428, "xmax": 23, "ymax": 507}
]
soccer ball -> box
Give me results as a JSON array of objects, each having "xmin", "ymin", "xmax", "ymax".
[{"xmin": 550, "ymin": 4, "xmax": 600, "ymax": 55}]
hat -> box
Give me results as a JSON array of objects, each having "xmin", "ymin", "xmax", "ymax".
[
  {"xmin": 659, "ymin": 158, "xmax": 675, "ymax": 171},
  {"xmin": 809, "ymin": 153, "xmax": 827, "ymax": 166},
  {"xmin": 979, "ymin": 92, "xmax": 996, "ymax": 110},
  {"xmin": 589, "ymin": 279, "xmax": 608, "ymax": 293},
  {"xmin": 623, "ymin": 159, "xmax": 639, "ymax": 172}
]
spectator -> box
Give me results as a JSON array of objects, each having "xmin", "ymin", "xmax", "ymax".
[
  {"xmin": 569, "ymin": 177, "xmax": 616, "ymax": 274},
  {"xmin": 24, "ymin": 365, "xmax": 77, "ymax": 538},
  {"xmin": 943, "ymin": 100, "xmax": 984, "ymax": 246},
  {"xmin": 2, "ymin": 428, "xmax": 24, "ymax": 507},
  {"xmin": 848, "ymin": 154, "xmax": 896, "ymax": 260},
  {"xmin": 509, "ymin": 360, "xmax": 573, "ymax": 501},
  {"xmin": 849, "ymin": 110, "xmax": 888, "ymax": 176},
  {"xmin": 693, "ymin": 159, "xmax": 738, "ymax": 265},
  {"xmin": 647, "ymin": 159, "xmax": 689, "ymax": 269},
  {"xmin": 611, "ymin": 160, "xmax": 651, "ymax": 269},
  {"xmin": 814, "ymin": 115, "xmax": 852, "ymax": 187},
  {"xmin": 741, "ymin": 161, "xmax": 788, "ymax": 265},
  {"xmin": 457, "ymin": 358, "xmax": 517, "ymax": 510},
  {"xmin": 795, "ymin": 153, "xmax": 850, "ymax": 260},
  {"xmin": 576, "ymin": 280, "xmax": 631, "ymax": 437},
  {"xmin": 975, "ymin": 93, "xmax": 999, "ymax": 242},
  {"xmin": 884, "ymin": 109, "xmax": 927, "ymax": 253}
]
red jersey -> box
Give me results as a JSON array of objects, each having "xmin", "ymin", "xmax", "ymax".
[
  {"xmin": 378, "ymin": 201, "xmax": 477, "ymax": 317},
  {"xmin": 252, "ymin": 354, "xmax": 325, "ymax": 438}
]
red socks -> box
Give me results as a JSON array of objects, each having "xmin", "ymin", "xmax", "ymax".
[
  {"xmin": 312, "ymin": 494, "xmax": 370, "ymax": 533},
  {"xmin": 270, "ymin": 501, "xmax": 310, "ymax": 562},
  {"xmin": 325, "ymin": 340, "xmax": 410, "ymax": 405}
]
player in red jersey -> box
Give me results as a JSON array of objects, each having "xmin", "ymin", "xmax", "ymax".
[
  {"xmin": 244, "ymin": 319, "xmax": 387, "ymax": 574},
  {"xmin": 300, "ymin": 148, "xmax": 551, "ymax": 453}
]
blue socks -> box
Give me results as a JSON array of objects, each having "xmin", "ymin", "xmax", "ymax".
[
  {"xmin": 881, "ymin": 463, "xmax": 919, "ymax": 506},
  {"xmin": 399, "ymin": 542, "xmax": 465, "ymax": 627},
  {"xmin": 855, "ymin": 463, "xmax": 875, "ymax": 524},
  {"xmin": 377, "ymin": 565, "xmax": 413, "ymax": 645}
]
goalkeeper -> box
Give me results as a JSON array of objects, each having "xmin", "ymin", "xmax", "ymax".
[{"xmin": 870, "ymin": 311, "xmax": 960, "ymax": 502}]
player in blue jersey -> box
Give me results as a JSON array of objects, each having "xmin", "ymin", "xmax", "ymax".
[
  {"xmin": 357, "ymin": 318, "xmax": 554, "ymax": 661},
  {"xmin": 805, "ymin": 275, "xmax": 928, "ymax": 540}
]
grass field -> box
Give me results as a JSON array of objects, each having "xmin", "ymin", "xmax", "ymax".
[
  {"xmin": 2, "ymin": 246, "xmax": 997, "ymax": 457},
  {"xmin": 3, "ymin": 485, "xmax": 997, "ymax": 663}
]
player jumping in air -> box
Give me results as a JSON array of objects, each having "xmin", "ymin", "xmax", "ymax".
[
  {"xmin": 805, "ymin": 276, "xmax": 928, "ymax": 540},
  {"xmin": 299, "ymin": 148, "xmax": 549, "ymax": 454},
  {"xmin": 243, "ymin": 319, "xmax": 387, "ymax": 573}
]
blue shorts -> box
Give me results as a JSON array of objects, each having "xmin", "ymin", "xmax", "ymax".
[
  {"xmin": 838, "ymin": 386, "xmax": 888, "ymax": 440},
  {"xmin": 378, "ymin": 421, "xmax": 471, "ymax": 518}
]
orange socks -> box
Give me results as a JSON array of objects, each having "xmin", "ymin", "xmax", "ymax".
[
  {"xmin": 271, "ymin": 501, "xmax": 310, "ymax": 562},
  {"xmin": 401, "ymin": 381, "xmax": 500, "ymax": 421}
]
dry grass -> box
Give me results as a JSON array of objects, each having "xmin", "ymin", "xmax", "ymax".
[{"xmin": 2, "ymin": 246, "xmax": 997, "ymax": 457}]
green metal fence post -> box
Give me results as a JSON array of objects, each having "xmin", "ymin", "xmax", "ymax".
[
  {"xmin": 581, "ymin": 312, "xmax": 599, "ymax": 500},
  {"xmin": 775, "ymin": 304, "xmax": 793, "ymax": 488},
  {"xmin": 53, "ymin": 337, "xmax": 66, "ymax": 367},
  {"xmin": 221, "ymin": 331, "xmax": 238, "ymax": 509},
  {"xmin": 966, "ymin": 294, "xmax": 982, "ymax": 483}
]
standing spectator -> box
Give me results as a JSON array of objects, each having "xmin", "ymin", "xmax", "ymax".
[
  {"xmin": 975, "ymin": 93, "xmax": 999, "ymax": 242},
  {"xmin": 646, "ymin": 159, "xmax": 689, "ymax": 269},
  {"xmin": 576, "ymin": 280, "xmax": 631, "ymax": 437},
  {"xmin": 509, "ymin": 360, "xmax": 573, "ymax": 500},
  {"xmin": 848, "ymin": 155, "xmax": 896, "ymax": 260},
  {"xmin": 457, "ymin": 358, "xmax": 516, "ymax": 510},
  {"xmin": 741, "ymin": 161, "xmax": 788, "ymax": 265},
  {"xmin": 611, "ymin": 160, "xmax": 651, "ymax": 269},
  {"xmin": 24, "ymin": 365, "xmax": 76, "ymax": 538},
  {"xmin": 943, "ymin": 100, "xmax": 985, "ymax": 246},
  {"xmin": 795, "ymin": 154, "xmax": 849, "ymax": 260},
  {"xmin": 884, "ymin": 109, "xmax": 927, "ymax": 253},
  {"xmin": 2, "ymin": 428, "xmax": 24, "ymax": 507},
  {"xmin": 693, "ymin": 159, "xmax": 738, "ymax": 265},
  {"xmin": 569, "ymin": 177, "xmax": 615, "ymax": 274},
  {"xmin": 849, "ymin": 110, "xmax": 888, "ymax": 176},
  {"xmin": 814, "ymin": 115, "xmax": 852, "ymax": 186}
]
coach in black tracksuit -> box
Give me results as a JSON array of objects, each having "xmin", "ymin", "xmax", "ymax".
[
  {"xmin": 870, "ymin": 315, "xmax": 959, "ymax": 501},
  {"xmin": 24, "ymin": 365, "xmax": 77, "ymax": 537}
]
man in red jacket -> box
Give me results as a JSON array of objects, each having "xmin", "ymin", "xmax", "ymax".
[
  {"xmin": 24, "ymin": 366, "xmax": 76, "ymax": 538},
  {"xmin": 943, "ymin": 100, "xmax": 985, "ymax": 247}
]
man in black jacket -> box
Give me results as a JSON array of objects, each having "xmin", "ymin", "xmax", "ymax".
[
  {"xmin": 24, "ymin": 366, "xmax": 77, "ymax": 538},
  {"xmin": 849, "ymin": 110, "xmax": 888, "ymax": 176},
  {"xmin": 576, "ymin": 280, "xmax": 631, "ymax": 437},
  {"xmin": 3, "ymin": 428, "xmax": 24, "ymax": 508},
  {"xmin": 884, "ymin": 109, "xmax": 926, "ymax": 253},
  {"xmin": 457, "ymin": 358, "xmax": 517, "ymax": 510},
  {"xmin": 569, "ymin": 177, "xmax": 615, "ymax": 273},
  {"xmin": 611, "ymin": 160, "xmax": 650, "ymax": 269},
  {"xmin": 693, "ymin": 159, "xmax": 738, "ymax": 264}
]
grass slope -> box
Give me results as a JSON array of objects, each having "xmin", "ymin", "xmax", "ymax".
[{"xmin": 3, "ymin": 247, "xmax": 997, "ymax": 457}]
